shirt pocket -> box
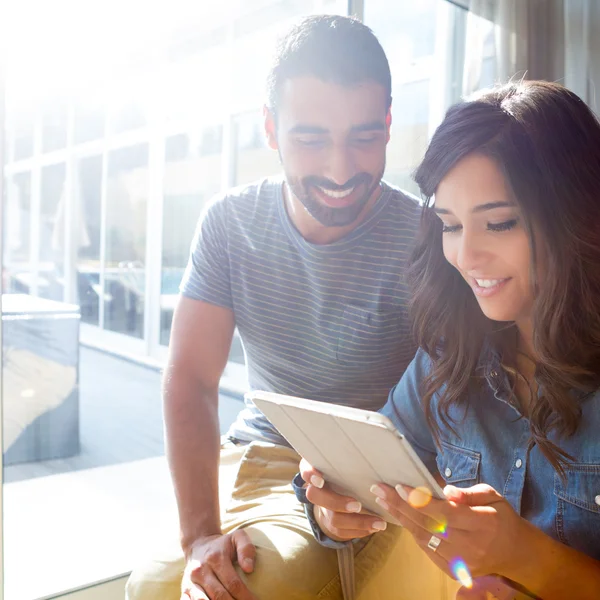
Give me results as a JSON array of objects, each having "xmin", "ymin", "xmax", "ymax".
[
  {"xmin": 436, "ymin": 441, "xmax": 481, "ymax": 488},
  {"xmin": 335, "ymin": 304, "xmax": 404, "ymax": 367},
  {"xmin": 554, "ymin": 463, "xmax": 600, "ymax": 561}
]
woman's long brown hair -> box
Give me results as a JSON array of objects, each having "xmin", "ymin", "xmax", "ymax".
[{"xmin": 410, "ymin": 81, "xmax": 600, "ymax": 475}]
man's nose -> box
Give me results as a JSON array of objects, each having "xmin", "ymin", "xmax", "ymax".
[{"xmin": 325, "ymin": 146, "xmax": 356, "ymax": 187}]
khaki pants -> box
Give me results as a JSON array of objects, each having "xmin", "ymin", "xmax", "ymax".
[{"xmin": 126, "ymin": 442, "xmax": 460, "ymax": 600}]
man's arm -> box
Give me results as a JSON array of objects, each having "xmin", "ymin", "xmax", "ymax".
[{"xmin": 163, "ymin": 296, "xmax": 234, "ymax": 552}]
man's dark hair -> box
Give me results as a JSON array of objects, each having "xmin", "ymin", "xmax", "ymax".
[{"xmin": 266, "ymin": 14, "xmax": 392, "ymax": 115}]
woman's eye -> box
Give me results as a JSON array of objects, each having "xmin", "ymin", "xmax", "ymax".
[
  {"xmin": 487, "ymin": 219, "xmax": 518, "ymax": 232},
  {"xmin": 441, "ymin": 223, "xmax": 461, "ymax": 234}
]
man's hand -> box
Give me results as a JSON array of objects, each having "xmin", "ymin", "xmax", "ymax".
[
  {"xmin": 181, "ymin": 531, "xmax": 257, "ymax": 600},
  {"xmin": 299, "ymin": 459, "xmax": 388, "ymax": 541}
]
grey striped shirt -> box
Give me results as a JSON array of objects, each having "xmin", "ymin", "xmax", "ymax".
[{"xmin": 180, "ymin": 177, "xmax": 420, "ymax": 445}]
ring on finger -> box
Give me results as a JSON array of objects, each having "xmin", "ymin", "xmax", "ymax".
[{"xmin": 427, "ymin": 534, "xmax": 442, "ymax": 552}]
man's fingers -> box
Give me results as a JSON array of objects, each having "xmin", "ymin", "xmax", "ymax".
[
  {"xmin": 181, "ymin": 580, "xmax": 209, "ymax": 600},
  {"xmin": 198, "ymin": 571, "xmax": 235, "ymax": 600},
  {"xmin": 232, "ymin": 529, "xmax": 256, "ymax": 574},
  {"xmin": 214, "ymin": 560, "xmax": 257, "ymax": 600},
  {"xmin": 299, "ymin": 458, "xmax": 324, "ymax": 488},
  {"xmin": 305, "ymin": 484, "xmax": 361, "ymax": 513}
]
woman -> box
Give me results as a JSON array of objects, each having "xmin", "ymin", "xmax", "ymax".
[{"xmin": 301, "ymin": 80, "xmax": 600, "ymax": 599}]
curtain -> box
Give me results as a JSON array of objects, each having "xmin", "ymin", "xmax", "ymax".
[
  {"xmin": 563, "ymin": 0, "xmax": 600, "ymax": 108},
  {"xmin": 462, "ymin": 0, "xmax": 600, "ymax": 108}
]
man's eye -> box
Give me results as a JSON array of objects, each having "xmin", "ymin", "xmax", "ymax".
[
  {"xmin": 353, "ymin": 136, "xmax": 378, "ymax": 144},
  {"xmin": 441, "ymin": 224, "xmax": 461, "ymax": 234},
  {"xmin": 296, "ymin": 138, "xmax": 325, "ymax": 147}
]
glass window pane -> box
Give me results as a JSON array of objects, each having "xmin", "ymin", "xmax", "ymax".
[
  {"xmin": 76, "ymin": 155, "xmax": 103, "ymax": 326},
  {"xmin": 233, "ymin": 111, "xmax": 280, "ymax": 186},
  {"xmin": 109, "ymin": 78, "xmax": 149, "ymax": 134},
  {"xmin": 104, "ymin": 144, "xmax": 149, "ymax": 338},
  {"xmin": 39, "ymin": 163, "xmax": 67, "ymax": 301},
  {"xmin": 366, "ymin": 0, "xmax": 465, "ymax": 194},
  {"xmin": 13, "ymin": 118, "xmax": 34, "ymax": 160},
  {"xmin": 3, "ymin": 172, "xmax": 32, "ymax": 293},
  {"xmin": 42, "ymin": 98, "xmax": 68, "ymax": 152},
  {"xmin": 74, "ymin": 93, "xmax": 106, "ymax": 143},
  {"xmin": 160, "ymin": 128, "xmax": 222, "ymax": 346}
]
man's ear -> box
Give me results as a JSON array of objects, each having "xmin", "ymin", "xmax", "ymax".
[
  {"xmin": 385, "ymin": 107, "xmax": 392, "ymax": 144},
  {"xmin": 264, "ymin": 105, "xmax": 279, "ymax": 150}
]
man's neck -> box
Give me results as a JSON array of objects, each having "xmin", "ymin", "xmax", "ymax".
[{"xmin": 283, "ymin": 183, "xmax": 383, "ymax": 245}]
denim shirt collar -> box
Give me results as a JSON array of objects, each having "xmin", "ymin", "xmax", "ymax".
[{"xmin": 475, "ymin": 336, "xmax": 593, "ymax": 411}]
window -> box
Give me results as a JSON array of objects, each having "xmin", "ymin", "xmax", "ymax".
[
  {"xmin": 76, "ymin": 155, "xmax": 103, "ymax": 326},
  {"xmin": 160, "ymin": 129, "xmax": 222, "ymax": 345},
  {"xmin": 3, "ymin": 172, "xmax": 32, "ymax": 293},
  {"xmin": 233, "ymin": 111, "xmax": 279, "ymax": 186},
  {"xmin": 366, "ymin": 0, "xmax": 467, "ymax": 193},
  {"xmin": 42, "ymin": 98, "xmax": 68, "ymax": 152},
  {"xmin": 104, "ymin": 144, "xmax": 149, "ymax": 339},
  {"xmin": 39, "ymin": 163, "xmax": 67, "ymax": 301}
]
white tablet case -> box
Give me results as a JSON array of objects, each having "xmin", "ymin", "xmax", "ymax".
[{"xmin": 249, "ymin": 391, "xmax": 444, "ymax": 525}]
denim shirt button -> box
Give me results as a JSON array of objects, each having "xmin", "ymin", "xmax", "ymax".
[
  {"xmin": 445, "ymin": 467, "xmax": 452, "ymax": 478},
  {"xmin": 515, "ymin": 458, "xmax": 523, "ymax": 468},
  {"xmin": 595, "ymin": 495, "xmax": 600, "ymax": 506}
]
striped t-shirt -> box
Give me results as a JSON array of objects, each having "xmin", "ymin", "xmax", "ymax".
[{"xmin": 180, "ymin": 177, "xmax": 420, "ymax": 445}]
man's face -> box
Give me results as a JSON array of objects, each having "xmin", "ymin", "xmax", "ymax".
[{"xmin": 266, "ymin": 77, "xmax": 390, "ymax": 228}]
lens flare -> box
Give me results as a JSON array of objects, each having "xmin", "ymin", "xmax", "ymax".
[
  {"xmin": 432, "ymin": 518, "xmax": 447, "ymax": 537},
  {"xmin": 408, "ymin": 486, "xmax": 433, "ymax": 508},
  {"xmin": 450, "ymin": 558, "xmax": 473, "ymax": 589}
]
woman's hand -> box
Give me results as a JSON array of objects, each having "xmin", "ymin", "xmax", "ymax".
[
  {"xmin": 300, "ymin": 459, "xmax": 388, "ymax": 541},
  {"xmin": 369, "ymin": 482, "xmax": 529, "ymax": 581}
]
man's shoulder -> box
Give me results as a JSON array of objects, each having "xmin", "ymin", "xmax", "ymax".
[
  {"xmin": 381, "ymin": 181, "xmax": 421, "ymax": 217},
  {"xmin": 371, "ymin": 182, "xmax": 422, "ymax": 242},
  {"xmin": 198, "ymin": 177, "xmax": 282, "ymax": 231},
  {"xmin": 220, "ymin": 176, "xmax": 282, "ymax": 210}
]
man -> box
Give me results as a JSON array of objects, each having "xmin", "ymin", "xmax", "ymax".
[{"xmin": 126, "ymin": 14, "xmax": 421, "ymax": 600}]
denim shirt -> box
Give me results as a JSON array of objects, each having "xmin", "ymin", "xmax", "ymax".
[{"xmin": 380, "ymin": 346, "xmax": 600, "ymax": 562}]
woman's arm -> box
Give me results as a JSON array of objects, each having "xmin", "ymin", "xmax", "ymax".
[{"xmin": 502, "ymin": 518, "xmax": 600, "ymax": 600}]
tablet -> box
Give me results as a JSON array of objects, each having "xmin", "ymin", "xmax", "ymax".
[{"xmin": 248, "ymin": 390, "xmax": 445, "ymax": 525}]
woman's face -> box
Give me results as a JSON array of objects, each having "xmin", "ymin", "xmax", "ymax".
[{"xmin": 434, "ymin": 153, "xmax": 534, "ymax": 325}]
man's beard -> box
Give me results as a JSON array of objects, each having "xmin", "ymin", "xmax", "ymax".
[{"xmin": 285, "ymin": 169, "xmax": 384, "ymax": 228}]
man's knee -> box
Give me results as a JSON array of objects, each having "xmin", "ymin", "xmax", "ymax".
[
  {"xmin": 239, "ymin": 524, "xmax": 341, "ymax": 600},
  {"xmin": 125, "ymin": 553, "xmax": 184, "ymax": 600}
]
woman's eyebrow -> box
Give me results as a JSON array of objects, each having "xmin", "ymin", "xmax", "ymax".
[{"xmin": 433, "ymin": 201, "xmax": 513, "ymax": 215}]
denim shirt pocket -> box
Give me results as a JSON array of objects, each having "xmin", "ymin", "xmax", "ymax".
[
  {"xmin": 436, "ymin": 441, "xmax": 481, "ymax": 488},
  {"xmin": 336, "ymin": 305, "xmax": 402, "ymax": 366},
  {"xmin": 554, "ymin": 463, "xmax": 600, "ymax": 561}
]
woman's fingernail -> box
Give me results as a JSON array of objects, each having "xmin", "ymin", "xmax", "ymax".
[
  {"xmin": 395, "ymin": 484, "xmax": 409, "ymax": 502},
  {"xmin": 444, "ymin": 485, "xmax": 461, "ymax": 500},
  {"xmin": 244, "ymin": 558, "xmax": 254, "ymax": 569},
  {"xmin": 372, "ymin": 520, "xmax": 387, "ymax": 531},
  {"xmin": 375, "ymin": 496, "xmax": 389, "ymax": 510},
  {"xmin": 370, "ymin": 484, "xmax": 386, "ymax": 498},
  {"xmin": 311, "ymin": 475, "xmax": 324, "ymax": 489},
  {"xmin": 346, "ymin": 501, "xmax": 362, "ymax": 513}
]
